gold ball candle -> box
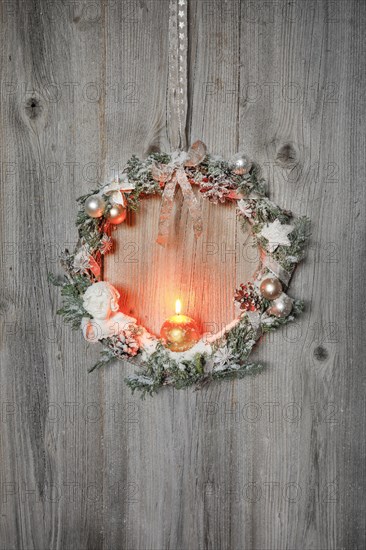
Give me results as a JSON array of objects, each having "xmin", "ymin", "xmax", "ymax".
[{"xmin": 160, "ymin": 300, "xmax": 200, "ymax": 352}]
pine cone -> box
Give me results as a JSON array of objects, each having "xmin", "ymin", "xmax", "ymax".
[{"xmin": 234, "ymin": 282, "xmax": 263, "ymax": 312}]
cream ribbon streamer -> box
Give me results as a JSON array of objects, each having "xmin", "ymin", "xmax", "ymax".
[
  {"xmin": 152, "ymin": 141, "xmax": 206, "ymax": 246},
  {"xmin": 158, "ymin": 3, "xmax": 203, "ymax": 246},
  {"xmin": 263, "ymin": 256, "xmax": 292, "ymax": 286}
]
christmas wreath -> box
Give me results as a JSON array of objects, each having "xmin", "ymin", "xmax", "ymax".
[{"xmin": 50, "ymin": 141, "xmax": 310, "ymax": 397}]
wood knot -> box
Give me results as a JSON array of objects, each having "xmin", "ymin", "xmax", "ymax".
[
  {"xmin": 0, "ymin": 299, "xmax": 10, "ymax": 314},
  {"xmin": 313, "ymin": 346, "xmax": 328, "ymax": 362},
  {"xmin": 145, "ymin": 144, "xmax": 161, "ymax": 156},
  {"xmin": 276, "ymin": 143, "xmax": 298, "ymax": 168},
  {"xmin": 25, "ymin": 97, "xmax": 43, "ymax": 119},
  {"xmin": 0, "ymin": 294, "xmax": 15, "ymax": 316}
]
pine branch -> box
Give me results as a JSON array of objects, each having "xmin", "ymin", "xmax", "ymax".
[
  {"xmin": 89, "ymin": 348, "xmax": 116, "ymax": 373},
  {"xmin": 125, "ymin": 360, "xmax": 266, "ymax": 397},
  {"xmin": 210, "ymin": 362, "xmax": 265, "ymax": 381},
  {"xmin": 272, "ymin": 216, "xmax": 311, "ymax": 270}
]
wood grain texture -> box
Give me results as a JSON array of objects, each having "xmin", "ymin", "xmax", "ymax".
[{"xmin": 0, "ymin": 0, "xmax": 365, "ymax": 549}]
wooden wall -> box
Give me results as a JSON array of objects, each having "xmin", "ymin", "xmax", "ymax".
[{"xmin": 0, "ymin": 0, "xmax": 365, "ymax": 548}]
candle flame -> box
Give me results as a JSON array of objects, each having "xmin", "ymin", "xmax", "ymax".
[{"xmin": 175, "ymin": 299, "xmax": 181, "ymax": 315}]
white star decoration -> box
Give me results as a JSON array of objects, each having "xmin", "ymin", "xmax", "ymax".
[
  {"xmin": 260, "ymin": 219, "xmax": 294, "ymax": 252},
  {"xmin": 179, "ymin": 21, "xmax": 185, "ymax": 28},
  {"xmin": 178, "ymin": 10, "xmax": 184, "ymax": 17},
  {"xmin": 178, "ymin": 0, "xmax": 185, "ymax": 5}
]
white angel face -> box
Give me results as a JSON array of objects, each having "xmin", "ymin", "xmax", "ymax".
[{"xmin": 83, "ymin": 282, "xmax": 120, "ymax": 321}]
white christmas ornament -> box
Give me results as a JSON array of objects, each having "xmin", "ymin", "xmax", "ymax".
[
  {"xmin": 260, "ymin": 219, "xmax": 294, "ymax": 252},
  {"xmin": 81, "ymin": 281, "xmax": 137, "ymax": 342}
]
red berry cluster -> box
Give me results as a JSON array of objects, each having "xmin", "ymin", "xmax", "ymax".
[{"xmin": 234, "ymin": 282, "xmax": 262, "ymax": 312}]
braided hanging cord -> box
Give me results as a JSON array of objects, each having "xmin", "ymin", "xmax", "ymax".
[{"xmin": 167, "ymin": 0, "xmax": 188, "ymax": 150}]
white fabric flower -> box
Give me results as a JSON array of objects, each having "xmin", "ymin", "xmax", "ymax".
[
  {"xmin": 260, "ymin": 219, "xmax": 294, "ymax": 252},
  {"xmin": 73, "ymin": 246, "xmax": 90, "ymax": 274},
  {"xmin": 213, "ymin": 346, "xmax": 232, "ymax": 371},
  {"xmin": 237, "ymin": 199, "xmax": 253, "ymax": 218},
  {"xmin": 100, "ymin": 175, "xmax": 135, "ymax": 206}
]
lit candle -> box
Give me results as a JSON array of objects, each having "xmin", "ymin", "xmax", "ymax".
[{"xmin": 160, "ymin": 299, "xmax": 200, "ymax": 352}]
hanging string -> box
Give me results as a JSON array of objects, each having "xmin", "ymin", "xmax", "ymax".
[
  {"xmin": 167, "ymin": 0, "xmax": 188, "ymax": 151},
  {"xmin": 156, "ymin": 0, "xmax": 204, "ymax": 247}
]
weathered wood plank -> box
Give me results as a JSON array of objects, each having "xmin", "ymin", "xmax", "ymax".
[
  {"xmin": 0, "ymin": 1, "xmax": 106, "ymax": 548},
  {"xmin": 235, "ymin": 1, "xmax": 366, "ymax": 548}
]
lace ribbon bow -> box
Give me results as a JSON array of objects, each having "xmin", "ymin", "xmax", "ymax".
[{"xmin": 152, "ymin": 140, "xmax": 206, "ymax": 246}]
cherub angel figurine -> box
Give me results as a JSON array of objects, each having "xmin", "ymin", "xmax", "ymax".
[{"xmin": 81, "ymin": 281, "xmax": 137, "ymax": 342}]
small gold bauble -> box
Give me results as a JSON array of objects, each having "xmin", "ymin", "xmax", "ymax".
[
  {"xmin": 84, "ymin": 194, "xmax": 106, "ymax": 218},
  {"xmin": 107, "ymin": 204, "xmax": 127, "ymax": 225},
  {"xmin": 267, "ymin": 293, "xmax": 293, "ymax": 318},
  {"xmin": 230, "ymin": 153, "xmax": 252, "ymax": 175},
  {"xmin": 260, "ymin": 277, "xmax": 282, "ymax": 300},
  {"xmin": 160, "ymin": 314, "xmax": 200, "ymax": 352}
]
